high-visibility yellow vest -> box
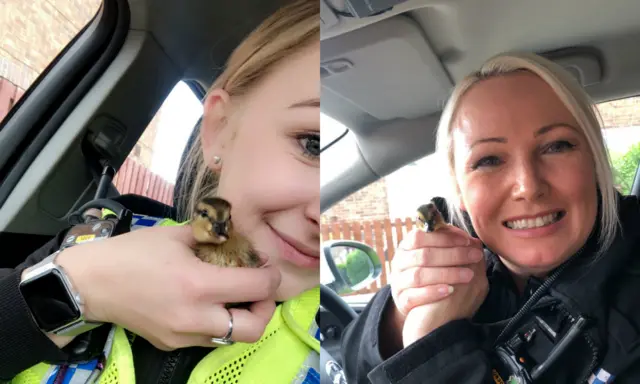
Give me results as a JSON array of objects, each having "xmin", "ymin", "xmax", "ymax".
[{"xmin": 11, "ymin": 212, "xmax": 320, "ymax": 384}]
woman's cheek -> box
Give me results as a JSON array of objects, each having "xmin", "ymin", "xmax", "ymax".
[{"xmin": 462, "ymin": 177, "xmax": 493, "ymax": 229}]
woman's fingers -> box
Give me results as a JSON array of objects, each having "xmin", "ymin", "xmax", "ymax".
[
  {"xmin": 200, "ymin": 300, "xmax": 276, "ymax": 346},
  {"xmin": 392, "ymin": 246, "xmax": 484, "ymax": 271},
  {"xmin": 395, "ymin": 266, "xmax": 475, "ymax": 290},
  {"xmin": 164, "ymin": 300, "xmax": 277, "ymax": 349},
  {"xmin": 226, "ymin": 300, "xmax": 277, "ymax": 343},
  {"xmin": 400, "ymin": 228, "xmax": 482, "ymax": 250},
  {"xmin": 195, "ymin": 264, "xmax": 282, "ymax": 303},
  {"xmin": 395, "ymin": 285, "xmax": 455, "ymax": 313}
]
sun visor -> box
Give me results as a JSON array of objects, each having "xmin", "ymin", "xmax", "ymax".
[
  {"xmin": 541, "ymin": 48, "xmax": 603, "ymax": 87},
  {"xmin": 321, "ymin": 15, "xmax": 454, "ymax": 121}
]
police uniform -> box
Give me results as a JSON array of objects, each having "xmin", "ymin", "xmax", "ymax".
[
  {"xmin": 342, "ymin": 193, "xmax": 640, "ymax": 384},
  {"xmin": 1, "ymin": 210, "xmax": 321, "ymax": 384}
]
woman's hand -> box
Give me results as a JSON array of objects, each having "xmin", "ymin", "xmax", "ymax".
[
  {"xmin": 388, "ymin": 226, "xmax": 488, "ymax": 347},
  {"xmin": 56, "ymin": 225, "xmax": 281, "ymax": 351},
  {"xmin": 391, "ymin": 227, "xmax": 484, "ymax": 316}
]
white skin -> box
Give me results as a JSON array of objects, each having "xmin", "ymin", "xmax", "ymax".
[
  {"xmin": 35, "ymin": 42, "xmax": 320, "ymax": 351},
  {"xmin": 202, "ymin": 42, "xmax": 320, "ymax": 301},
  {"xmin": 385, "ymin": 71, "xmax": 598, "ymax": 351}
]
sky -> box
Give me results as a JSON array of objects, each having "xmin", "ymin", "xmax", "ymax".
[{"xmin": 149, "ymin": 82, "xmax": 203, "ymax": 183}]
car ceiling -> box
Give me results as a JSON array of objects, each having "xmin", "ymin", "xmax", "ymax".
[
  {"xmin": 0, "ymin": 0, "xmax": 290, "ymax": 235},
  {"xmin": 319, "ymin": 0, "xmax": 640, "ymax": 211},
  {"xmin": 142, "ymin": 0, "xmax": 290, "ymax": 87}
]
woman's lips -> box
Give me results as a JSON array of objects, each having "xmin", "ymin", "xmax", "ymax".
[{"xmin": 269, "ymin": 226, "xmax": 320, "ymax": 269}]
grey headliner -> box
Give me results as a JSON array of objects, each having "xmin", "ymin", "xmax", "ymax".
[
  {"xmin": 320, "ymin": 0, "xmax": 640, "ymax": 212},
  {"xmin": 142, "ymin": 0, "xmax": 290, "ymax": 86}
]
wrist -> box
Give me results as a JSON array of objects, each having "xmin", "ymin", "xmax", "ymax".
[
  {"xmin": 379, "ymin": 302, "xmax": 406, "ymax": 359},
  {"xmin": 55, "ymin": 245, "xmax": 106, "ymax": 323},
  {"xmin": 402, "ymin": 307, "xmax": 450, "ymax": 348}
]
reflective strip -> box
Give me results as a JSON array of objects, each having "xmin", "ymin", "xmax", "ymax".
[
  {"xmin": 308, "ymin": 318, "xmax": 321, "ymax": 342},
  {"xmin": 291, "ymin": 351, "xmax": 320, "ymax": 384},
  {"xmin": 130, "ymin": 214, "xmax": 166, "ymax": 230},
  {"xmin": 41, "ymin": 326, "xmax": 116, "ymax": 384},
  {"xmin": 43, "ymin": 361, "xmax": 95, "ymax": 384},
  {"xmin": 588, "ymin": 368, "xmax": 615, "ymax": 384}
]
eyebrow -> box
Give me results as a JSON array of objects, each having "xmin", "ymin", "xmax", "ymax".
[
  {"xmin": 470, "ymin": 123, "xmax": 577, "ymax": 149},
  {"xmin": 288, "ymin": 98, "xmax": 320, "ymax": 109}
]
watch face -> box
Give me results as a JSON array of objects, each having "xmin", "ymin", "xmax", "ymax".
[{"xmin": 20, "ymin": 269, "xmax": 81, "ymax": 332}]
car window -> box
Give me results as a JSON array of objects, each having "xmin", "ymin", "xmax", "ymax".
[
  {"xmin": 113, "ymin": 81, "xmax": 203, "ymax": 206},
  {"xmin": 321, "ymin": 95, "xmax": 640, "ymax": 303},
  {"xmin": 598, "ymin": 97, "xmax": 640, "ymax": 194},
  {"xmin": 0, "ymin": 1, "xmax": 102, "ymax": 123},
  {"xmin": 320, "ymin": 113, "xmax": 359, "ymax": 187}
]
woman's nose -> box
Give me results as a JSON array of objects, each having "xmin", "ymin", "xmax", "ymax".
[
  {"xmin": 511, "ymin": 159, "xmax": 549, "ymax": 201},
  {"xmin": 305, "ymin": 195, "xmax": 320, "ymax": 227}
]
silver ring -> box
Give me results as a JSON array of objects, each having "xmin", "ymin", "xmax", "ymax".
[{"xmin": 210, "ymin": 309, "xmax": 234, "ymax": 346}]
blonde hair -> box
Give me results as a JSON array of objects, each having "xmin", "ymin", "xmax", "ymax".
[
  {"xmin": 436, "ymin": 52, "xmax": 620, "ymax": 256},
  {"xmin": 176, "ymin": 0, "xmax": 319, "ymax": 221}
]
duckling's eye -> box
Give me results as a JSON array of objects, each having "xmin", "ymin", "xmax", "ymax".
[{"xmin": 198, "ymin": 210, "xmax": 208, "ymax": 218}]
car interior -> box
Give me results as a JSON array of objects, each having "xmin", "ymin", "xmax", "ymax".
[
  {"xmin": 0, "ymin": 0, "xmax": 291, "ymax": 268},
  {"xmin": 0, "ymin": 2, "xmax": 346, "ymax": 380},
  {"xmin": 319, "ymin": 0, "xmax": 640, "ymax": 370}
]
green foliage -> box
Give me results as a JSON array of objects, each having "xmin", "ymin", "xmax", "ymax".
[
  {"xmin": 611, "ymin": 143, "xmax": 640, "ymax": 195},
  {"xmin": 335, "ymin": 250, "xmax": 371, "ymax": 287},
  {"xmin": 344, "ymin": 250, "xmax": 370, "ymax": 283}
]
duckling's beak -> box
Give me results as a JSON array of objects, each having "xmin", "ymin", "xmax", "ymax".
[{"xmin": 212, "ymin": 221, "xmax": 229, "ymax": 241}]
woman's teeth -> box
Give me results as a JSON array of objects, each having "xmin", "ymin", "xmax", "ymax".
[{"xmin": 505, "ymin": 212, "xmax": 562, "ymax": 230}]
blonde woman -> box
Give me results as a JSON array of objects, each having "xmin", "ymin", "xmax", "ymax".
[
  {"xmin": 0, "ymin": 1, "xmax": 320, "ymax": 383},
  {"xmin": 342, "ymin": 53, "xmax": 640, "ymax": 383}
]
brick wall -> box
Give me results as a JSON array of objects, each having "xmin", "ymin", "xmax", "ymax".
[
  {"xmin": 322, "ymin": 96, "xmax": 640, "ymax": 223},
  {"xmin": 0, "ymin": 0, "xmax": 161, "ymax": 170},
  {"xmin": 597, "ymin": 97, "xmax": 640, "ymax": 128},
  {"xmin": 0, "ymin": 0, "xmax": 102, "ymax": 90},
  {"xmin": 134, "ymin": 110, "xmax": 162, "ymax": 168},
  {"xmin": 321, "ymin": 178, "xmax": 390, "ymax": 223}
]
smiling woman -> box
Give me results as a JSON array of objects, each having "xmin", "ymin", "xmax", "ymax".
[
  {"xmin": 341, "ymin": 52, "xmax": 640, "ymax": 384},
  {"xmin": 0, "ymin": 1, "xmax": 321, "ymax": 383}
]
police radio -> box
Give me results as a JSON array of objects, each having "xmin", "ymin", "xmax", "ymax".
[
  {"xmin": 60, "ymin": 164, "xmax": 132, "ymax": 251},
  {"xmin": 491, "ymin": 309, "xmax": 590, "ymax": 383}
]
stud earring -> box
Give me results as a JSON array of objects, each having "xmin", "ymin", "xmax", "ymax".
[{"xmin": 213, "ymin": 156, "xmax": 222, "ymax": 165}]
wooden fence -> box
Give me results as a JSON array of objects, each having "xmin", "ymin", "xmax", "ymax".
[
  {"xmin": 113, "ymin": 157, "xmax": 175, "ymax": 206},
  {"xmin": 321, "ymin": 217, "xmax": 416, "ymax": 296}
]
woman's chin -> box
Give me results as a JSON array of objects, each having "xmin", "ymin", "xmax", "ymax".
[
  {"xmin": 499, "ymin": 251, "xmax": 570, "ymax": 277},
  {"xmin": 275, "ymin": 273, "xmax": 319, "ymax": 302}
]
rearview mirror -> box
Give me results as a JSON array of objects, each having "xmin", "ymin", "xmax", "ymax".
[{"xmin": 322, "ymin": 240, "xmax": 382, "ymax": 294}]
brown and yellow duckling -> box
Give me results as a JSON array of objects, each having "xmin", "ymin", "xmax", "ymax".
[{"xmin": 191, "ymin": 197, "xmax": 262, "ymax": 268}]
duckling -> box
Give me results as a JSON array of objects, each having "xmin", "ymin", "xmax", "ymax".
[
  {"xmin": 416, "ymin": 200, "xmax": 447, "ymax": 233},
  {"xmin": 191, "ymin": 197, "xmax": 262, "ymax": 268}
]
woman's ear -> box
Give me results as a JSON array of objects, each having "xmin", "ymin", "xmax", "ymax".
[{"xmin": 201, "ymin": 88, "xmax": 232, "ymax": 170}]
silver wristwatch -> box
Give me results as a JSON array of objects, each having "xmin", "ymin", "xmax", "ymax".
[{"xmin": 19, "ymin": 250, "xmax": 104, "ymax": 337}]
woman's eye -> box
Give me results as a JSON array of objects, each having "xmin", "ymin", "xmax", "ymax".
[
  {"xmin": 544, "ymin": 140, "xmax": 576, "ymax": 154},
  {"xmin": 297, "ymin": 133, "xmax": 320, "ymax": 159},
  {"xmin": 472, "ymin": 156, "xmax": 502, "ymax": 170}
]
